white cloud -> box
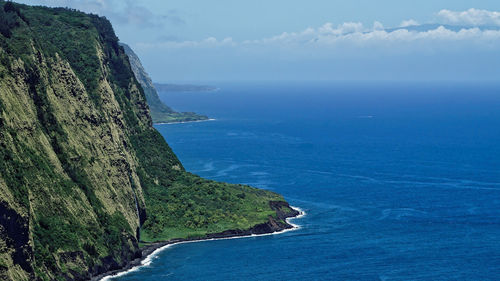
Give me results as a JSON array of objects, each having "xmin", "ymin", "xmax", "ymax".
[
  {"xmin": 437, "ymin": 8, "xmax": 500, "ymax": 26},
  {"xmin": 400, "ymin": 19, "xmax": 419, "ymax": 27},
  {"xmin": 142, "ymin": 22, "xmax": 500, "ymax": 50},
  {"xmin": 319, "ymin": 22, "xmax": 365, "ymax": 35},
  {"xmin": 373, "ymin": 21, "xmax": 384, "ymax": 30}
]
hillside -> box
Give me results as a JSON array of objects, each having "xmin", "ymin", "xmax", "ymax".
[
  {"xmin": 0, "ymin": 2, "xmax": 296, "ymax": 280},
  {"xmin": 120, "ymin": 43, "xmax": 208, "ymax": 124}
]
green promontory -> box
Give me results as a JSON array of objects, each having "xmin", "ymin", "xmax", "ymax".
[
  {"xmin": 120, "ymin": 43, "xmax": 208, "ymax": 124},
  {"xmin": 0, "ymin": 2, "xmax": 296, "ymax": 280}
]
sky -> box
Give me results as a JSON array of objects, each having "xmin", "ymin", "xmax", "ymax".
[{"xmin": 16, "ymin": 0, "xmax": 500, "ymax": 82}]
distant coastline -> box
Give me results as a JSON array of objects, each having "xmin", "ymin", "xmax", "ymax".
[
  {"xmin": 154, "ymin": 118, "xmax": 216, "ymax": 125},
  {"xmin": 154, "ymin": 83, "xmax": 219, "ymax": 93},
  {"xmin": 95, "ymin": 206, "xmax": 305, "ymax": 281}
]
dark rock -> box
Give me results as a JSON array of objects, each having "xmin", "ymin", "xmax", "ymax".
[{"xmin": 0, "ymin": 202, "xmax": 33, "ymax": 277}]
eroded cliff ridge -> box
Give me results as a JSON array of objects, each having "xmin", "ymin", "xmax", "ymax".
[
  {"xmin": 0, "ymin": 2, "xmax": 296, "ymax": 280},
  {"xmin": 120, "ymin": 43, "xmax": 208, "ymax": 124}
]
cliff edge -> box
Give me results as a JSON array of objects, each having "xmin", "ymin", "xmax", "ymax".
[{"xmin": 0, "ymin": 2, "xmax": 296, "ymax": 280}]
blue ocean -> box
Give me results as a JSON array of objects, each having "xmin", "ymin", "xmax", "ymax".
[{"xmin": 116, "ymin": 81, "xmax": 500, "ymax": 280}]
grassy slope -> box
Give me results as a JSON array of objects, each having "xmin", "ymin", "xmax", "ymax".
[
  {"xmin": 0, "ymin": 2, "xmax": 291, "ymax": 280},
  {"xmin": 128, "ymin": 127, "xmax": 286, "ymax": 242}
]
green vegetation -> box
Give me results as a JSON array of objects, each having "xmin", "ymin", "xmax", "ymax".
[
  {"xmin": 141, "ymin": 174, "xmax": 282, "ymax": 241},
  {"xmin": 0, "ymin": 2, "xmax": 293, "ymax": 280},
  {"xmin": 128, "ymin": 127, "xmax": 285, "ymax": 242},
  {"xmin": 0, "ymin": 3, "xmax": 144, "ymax": 279}
]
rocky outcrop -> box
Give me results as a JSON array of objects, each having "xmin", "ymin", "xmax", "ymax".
[{"xmin": 0, "ymin": 202, "xmax": 33, "ymax": 280}]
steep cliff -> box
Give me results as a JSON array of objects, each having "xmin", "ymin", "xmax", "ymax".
[
  {"xmin": 120, "ymin": 43, "xmax": 208, "ymax": 123},
  {"xmin": 0, "ymin": 2, "xmax": 295, "ymax": 280}
]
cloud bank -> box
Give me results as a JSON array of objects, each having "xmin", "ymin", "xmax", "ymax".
[
  {"xmin": 139, "ymin": 22, "xmax": 500, "ymax": 50},
  {"xmin": 437, "ymin": 8, "xmax": 500, "ymax": 26},
  {"xmin": 134, "ymin": 9, "xmax": 500, "ymax": 81},
  {"xmin": 400, "ymin": 19, "xmax": 419, "ymax": 27}
]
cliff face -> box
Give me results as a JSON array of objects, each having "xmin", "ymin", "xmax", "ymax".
[
  {"xmin": 0, "ymin": 2, "xmax": 294, "ymax": 280},
  {"xmin": 120, "ymin": 43, "xmax": 208, "ymax": 124},
  {"xmin": 0, "ymin": 3, "xmax": 162, "ymax": 279}
]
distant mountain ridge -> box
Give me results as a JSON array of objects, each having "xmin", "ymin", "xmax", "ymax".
[
  {"xmin": 385, "ymin": 23, "xmax": 500, "ymax": 33},
  {"xmin": 120, "ymin": 43, "xmax": 209, "ymax": 123}
]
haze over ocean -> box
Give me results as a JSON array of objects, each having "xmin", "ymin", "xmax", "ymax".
[{"xmin": 113, "ymin": 81, "xmax": 500, "ymax": 280}]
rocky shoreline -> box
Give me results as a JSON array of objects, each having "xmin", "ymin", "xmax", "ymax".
[
  {"xmin": 91, "ymin": 201, "xmax": 301, "ymax": 281},
  {"xmin": 154, "ymin": 118, "xmax": 216, "ymax": 125}
]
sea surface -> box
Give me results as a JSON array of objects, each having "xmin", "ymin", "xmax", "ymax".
[{"xmin": 115, "ymin": 81, "xmax": 500, "ymax": 280}]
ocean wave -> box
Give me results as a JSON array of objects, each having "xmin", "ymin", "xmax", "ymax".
[{"xmin": 378, "ymin": 208, "xmax": 430, "ymax": 220}]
